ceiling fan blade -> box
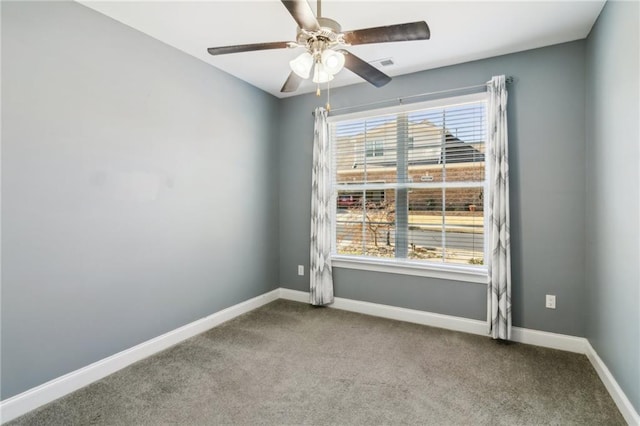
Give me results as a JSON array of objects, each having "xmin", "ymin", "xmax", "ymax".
[
  {"xmin": 343, "ymin": 21, "xmax": 430, "ymax": 46},
  {"xmin": 280, "ymin": 71, "xmax": 304, "ymax": 93},
  {"xmin": 281, "ymin": 0, "xmax": 320, "ymax": 31},
  {"xmin": 207, "ymin": 41, "xmax": 290, "ymax": 56},
  {"xmin": 339, "ymin": 50, "xmax": 391, "ymax": 88}
]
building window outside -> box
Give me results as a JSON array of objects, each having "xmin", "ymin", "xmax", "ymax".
[
  {"xmin": 329, "ymin": 92, "xmax": 488, "ymax": 274},
  {"xmin": 365, "ymin": 139, "xmax": 384, "ymax": 157},
  {"xmin": 408, "ymin": 136, "xmax": 415, "ymax": 150}
]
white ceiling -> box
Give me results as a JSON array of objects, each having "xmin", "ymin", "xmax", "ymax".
[{"xmin": 79, "ymin": 0, "xmax": 605, "ymax": 98}]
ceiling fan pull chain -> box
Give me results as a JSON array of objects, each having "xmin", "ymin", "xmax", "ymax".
[
  {"xmin": 326, "ymin": 79, "xmax": 331, "ymax": 112},
  {"xmin": 316, "ymin": 83, "xmax": 321, "ymax": 97}
]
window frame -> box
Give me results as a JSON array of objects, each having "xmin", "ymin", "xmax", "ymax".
[{"xmin": 328, "ymin": 92, "xmax": 489, "ymax": 284}]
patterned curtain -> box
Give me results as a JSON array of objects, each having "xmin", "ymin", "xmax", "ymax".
[
  {"xmin": 310, "ymin": 107, "xmax": 334, "ymax": 306},
  {"xmin": 487, "ymin": 75, "xmax": 512, "ymax": 340}
]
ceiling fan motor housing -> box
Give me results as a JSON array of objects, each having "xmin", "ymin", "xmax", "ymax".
[{"xmin": 297, "ymin": 17, "xmax": 344, "ymax": 50}]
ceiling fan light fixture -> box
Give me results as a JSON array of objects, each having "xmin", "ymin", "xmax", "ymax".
[
  {"xmin": 321, "ymin": 49, "xmax": 345, "ymax": 75},
  {"xmin": 289, "ymin": 52, "xmax": 313, "ymax": 78},
  {"xmin": 312, "ymin": 62, "xmax": 334, "ymax": 83}
]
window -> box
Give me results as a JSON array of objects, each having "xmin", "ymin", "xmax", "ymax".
[
  {"xmin": 329, "ymin": 93, "xmax": 488, "ymax": 281},
  {"xmin": 408, "ymin": 136, "xmax": 415, "ymax": 150},
  {"xmin": 365, "ymin": 139, "xmax": 384, "ymax": 157}
]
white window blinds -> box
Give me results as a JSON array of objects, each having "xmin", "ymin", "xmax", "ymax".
[{"xmin": 330, "ymin": 93, "xmax": 488, "ymax": 267}]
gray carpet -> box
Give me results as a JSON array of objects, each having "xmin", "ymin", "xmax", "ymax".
[{"xmin": 8, "ymin": 300, "xmax": 625, "ymax": 425}]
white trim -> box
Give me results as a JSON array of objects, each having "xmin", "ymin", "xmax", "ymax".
[
  {"xmin": 280, "ymin": 288, "xmax": 487, "ymax": 335},
  {"xmin": 585, "ymin": 342, "xmax": 640, "ymax": 426},
  {"xmin": 0, "ymin": 289, "xmax": 280, "ymax": 424},
  {"xmin": 280, "ymin": 289, "xmax": 587, "ymax": 353},
  {"xmin": 279, "ymin": 288, "xmax": 310, "ymax": 303},
  {"xmin": 510, "ymin": 327, "xmax": 587, "ymax": 354},
  {"xmin": 331, "ymin": 256, "xmax": 488, "ymax": 284},
  {"xmin": 333, "ymin": 294, "xmax": 488, "ymax": 335}
]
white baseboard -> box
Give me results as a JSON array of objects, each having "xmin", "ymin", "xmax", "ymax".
[
  {"xmin": 585, "ymin": 342, "xmax": 640, "ymax": 426},
  {"xmin": 279, "ymin": 289, "xmax": 586, "ymax": 352},
  {"xmin": 279, "ymin": 288, "xmax": 487, "ymax": 336},
  {"xmin": 279, "ymin": 288, "xmax": 638, "ymax": 424},
  {"xmin": 279, "ymin": 288, "xmax": 310, "ymax": 304},
  {"xmin": 511, "ymin": 327, "xmax": 587, "ymax": 354},
  {"xmin": 0, "ymin": 289, "xmax": 280, "ymax": 424}
]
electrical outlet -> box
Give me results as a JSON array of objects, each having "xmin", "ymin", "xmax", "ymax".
[
  {"xmin": 297, "ymin": 265, "xmax": 304, "ymax": 276},
  {"xmin": 545, "ymin": 294, "xmax": 556, "ymax": 309}
]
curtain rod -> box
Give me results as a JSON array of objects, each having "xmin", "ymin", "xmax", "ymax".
[{"xmin": 313, "ymin": 76, "xmax": 513, "ymax": 116}]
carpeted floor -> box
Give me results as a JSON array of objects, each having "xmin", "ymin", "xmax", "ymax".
[{"xmin": 8, "ymin": 299, "xmax": 625, "ymax": 425}]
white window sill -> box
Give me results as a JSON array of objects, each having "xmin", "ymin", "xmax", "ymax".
[{"xmin": 331, "ymin": 255, "xmax": 488, "ymax": 284}]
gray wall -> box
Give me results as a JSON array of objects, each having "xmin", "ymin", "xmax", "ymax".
[
  {"xmin": 279, "ymin": 41, "xmax": 587, "ymax": 336},
  {"xmin": 585, "ymin": 0, "xmax": 640, "ymax": 413},
  {"xmin": 1, "ymin": 1, "xmax": 279, "ymax": 399}
]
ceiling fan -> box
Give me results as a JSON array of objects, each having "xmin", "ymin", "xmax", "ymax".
[{"xmin": 207, "ymin": 0, "xmax": 430, "ymax": 93}]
